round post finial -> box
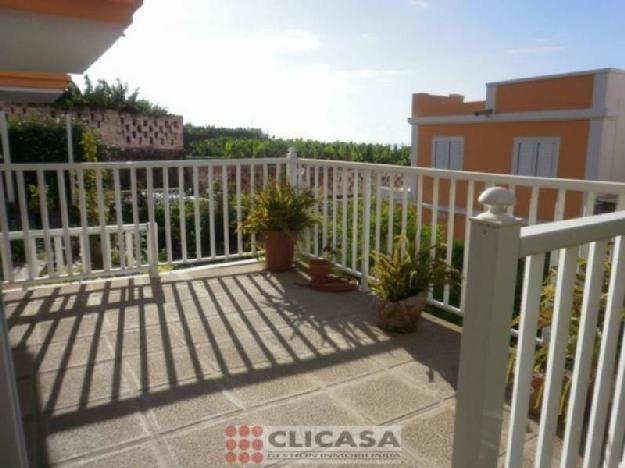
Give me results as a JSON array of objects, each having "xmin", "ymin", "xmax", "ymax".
[
  {"xmin": 286, "ymin": 147, "xmax": 297, "ymax": 159},
  {"xmin": 476, "ymin": 186, "xmax": 517, "ymax": 223}
]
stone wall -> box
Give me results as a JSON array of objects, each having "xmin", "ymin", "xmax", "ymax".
[{"xmin": 0, "ymin": 102, "xmax": 183, "ymax": 151}]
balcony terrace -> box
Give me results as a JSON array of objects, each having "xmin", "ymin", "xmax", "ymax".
[{"xmin": 1, "ymin": 154, "xmax": 625, "ymax": 467}]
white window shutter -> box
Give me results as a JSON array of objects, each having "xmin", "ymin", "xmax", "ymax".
[
  {"xmin": 434, "ymin": 140, "xmax": 450, "ymax": 169},
  {"xmin": 449, "ymin": 139, "xmax": 463, "ymax": 170},
  {"xmin": 536, "ymin": 142, "xmax": 556, "ymax": 177},
  {"xmin": 516, "ymin": 141, "xmax": 537, "ymax": 176}
]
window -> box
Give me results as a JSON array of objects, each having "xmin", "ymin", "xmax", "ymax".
[
  {"xmin": 432, "ymin": 137, "xmax": 463, "ymax": 170},
  {"xmin": 513, "ymin": 137, "xmax": 559, "ymax": 178}
]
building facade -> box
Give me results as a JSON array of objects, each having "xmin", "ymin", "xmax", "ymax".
[{"xmin": 409, "ymin": 68, "xmax": 625, "ymax": 230}]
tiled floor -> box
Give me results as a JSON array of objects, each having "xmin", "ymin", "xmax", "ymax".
[{"xmin": 4, "ymin": 262, "xmax": 542, "ymax": 467}]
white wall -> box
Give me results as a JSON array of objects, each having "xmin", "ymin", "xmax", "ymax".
[{"xmin": 598, "ymin": 70, "xmax": 625, "ymax": 182}]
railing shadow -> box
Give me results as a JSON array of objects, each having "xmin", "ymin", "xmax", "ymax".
[{"xmin": 4, "ymin": 266, "xmax": 460, "ymax": 458}]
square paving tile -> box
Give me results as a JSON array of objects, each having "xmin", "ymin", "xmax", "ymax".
[
  {"xmin": 228, "ymin": 366, "xmax": 319, "ymax": 408},
  {"xmin": 13, "ymin": 337, "xmax": 112, "ymax": 376},
  {"xmin": 166, "ymin": 415, "xmax": 260, "ymax": 468},
  {"xmin": 43, "ymin": 401, "xmax": 150, "ymax": 464},
  {"xmin": 333, "ymin": 373, "xmax": 438, "ymax": 423},
  {"xmin": 256, "ymin": 392, "xmax": 365, "ymax": 426},
  {"xmin": 65, "ymin": 442, "xmax": 164, "ymax": 468},
  {"xmin": 37, "ymin": 360, "xmax": 136, "ymax": 413},
  {"xmin": 106, "ymin": 323, "xmax": 186, "ymax": 357},
  {"xmin": 145, "ymin": 380, "xmax": 242, "ymax": 432},
  {"xmin": 125, "ymin": 344, "xmax": 217, "ymax": 390}
]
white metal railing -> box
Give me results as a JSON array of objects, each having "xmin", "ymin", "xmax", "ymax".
[
  {"xmin": 296, "ymin": 157, "xmax": 625, "ymax": 314},
  {"xmin": 452, "ymin": 187, "xmax": 625, "ymax": 468},
  {"xmin": 0, "ymin": 157, "xmax": 287, "ymax": 285}
]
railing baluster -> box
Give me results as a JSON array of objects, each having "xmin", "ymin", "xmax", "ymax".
[
  {"xmin": 535, "ymin": 247, "xmax": 578, "ymax": 467},
  {"xmin": 322, "ymin": 165, "xmax": 328, "ymax": 250},
  {"xmin": 304, "ymin": 164, "xmax": 311, "ymax": 254},
  {"xmin": 0, "ymin": 171, "xmax": 13, "ymax": 282},
  {"xmin": 178, "ymin": 166, "xmax": 187, "ymax": 262},
  {"xmin": 77, "ymin": 169, "xmax": 91, "ymax": 274},
  {"xmin": 507, "ymin": 184, "xmax": 516, "ymax": 215},
  {"xmin": 208, "ymin": 165, "xmax": 216, "ymax": 259},
  {"xmin": 341, "ymin": 167, "xmax": 348, "ymax": 266},
  {"xmin": 163, "ymin": 168, "xmax": 172, "ymax": 264},
  {"xmin": 95, "ymin": 168, "xmax": 110, "ymax": 272},
  {"xmin": 263, "ymin": 163, "xmax": 268, "ymax": 187},
  {"xmin": 250, "ymin": 163, "xmax": 256, "ymax": 255},
  {"xmin": 387, "ymin": 173, "xmax": 395, "ymax": 253},
  {"xmin": 443, "ymin": 178, "xmax": 456, "ymax": 305},
  {"xmin": 604, "ymin": 241, "xmax": 625, "ymax": 467},
  {"xmin": 146, "ymin": 167, "xmax": 158, "ymax": 276},
  {"xmin": 235, "ymin": 163, "xmax": 242, "ymax": 255},
  {"xmin": 57, "ymin": 169, "xmax": 73, "ymax": 275},
  {"xmin": 584, "ymin": 235, "xmax": 625, "ymax": 467},
  {"xmin": 528, "ymin": 186, "xmax": 539, "ymax": 225},
  {"xmin": 36, "ymin": 170, "xmax": 54, "ymax": 277},
  {"xmin": 113, "ymin": 168, "xmax": 125, "ymax": 269},
  {"xmin": 16, "ymin": 171, "xmax": 36, "ymax": 280},
  {"xmin": 375, "ymin": 171, "xmax": 382, "ymax": 253},
  {"xmin": 314, "ymin": 165, "xmax": 319, "ymax": 256},
  {"xmin": 130, "ymin": 167, "xmax": 141, "ymax": 267},
  {"xmin": 460, "ymin": 179, "xmax": 474, "ymax": 310},
  {"xmin": 193, "ymin": 165, "xmax": 202, "ymax": 260},
  {"xmin": 415, "ymin": 174, "xmax": 423, "ymax": 252},
  {"xmin": 431, "ymin": 177, "xmax": 439, "ymax": 253},
  {"xmin": 400, "ymin": 173, "xmax": 408, "ymax": 257},
  {"xmin": 275, "ymin": 162, "xmax": 281, "ymax": 182},
  {"xmin": 222, "ymin": 164, "xmax": 230, "ymax": 258},
  {"xmin": 561, "ymin": 240, "xmax": 609, "ymax": 466},
  {"xmin": 360, "ymin": 170, "xmax": 372, "ymax": 289},
  {"xmin": 505, "ymin": 253, "xmax": 546, "ymax": 468},
  {"xmin": 351, "ymin": 169, "xmax": 359, "ymax": 271},
  {"xmin": 53, "ymin": 237, "xmax": 63, "ymax": 274},
  {"xmin": 332, "ymin": 166, "xmax": 338, "ymax": 252}
]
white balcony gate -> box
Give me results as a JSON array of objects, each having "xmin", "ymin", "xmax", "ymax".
[{"xmin": 453, "ymin": 186, "xmax": 625, "ymax": 468}]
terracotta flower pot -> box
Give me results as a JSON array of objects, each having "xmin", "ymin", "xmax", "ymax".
[
  {"xmin": 377, "ymin": 291, "xmax": 428, "ymax": 333},
  {"xmin": 264, "ymin": 231, "xmax": 295, "ymax": 272},
  {"xmin": 309, "ymin": 258, "xmax": 332, "ymax": 285}
]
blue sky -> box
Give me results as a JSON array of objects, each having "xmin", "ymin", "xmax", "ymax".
[{"xmin": 85, "ymin": 0, "xmax": 625, "ymax": 144}]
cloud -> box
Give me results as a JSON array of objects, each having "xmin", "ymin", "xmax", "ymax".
[
  {"xmin": 505, "ymin": 45, "xmax": 564, "ymax": 55},
  {"xmin": 409, "ymin": 0, "xmax": 429, "ymax": 8},
  {"xmin": 506, "ymin": 35, "xmax": 565, "ymax": 55}
]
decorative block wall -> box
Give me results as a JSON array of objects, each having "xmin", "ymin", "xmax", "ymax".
[{"xmin": 0, "ymin": 102, "xmax": 183, "ymax": 150}]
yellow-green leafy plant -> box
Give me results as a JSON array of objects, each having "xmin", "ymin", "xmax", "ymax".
[
  {"xmin": 370, "ymin": 237, "xmax": 460, "ymax": 302},
  {"xmin": 238, "ymin": 181, "xmax": 319, "ymax": 237}
]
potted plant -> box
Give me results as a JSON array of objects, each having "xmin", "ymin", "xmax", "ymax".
[
  {"xmin": 370, "ymin": 238, "xmax": 460, "ymax": 333},
  {"xmin": 239, "ymin": 182, "xmax": 319, "ymax": 272},
  {"xmin": 309, "ymin": 244, "xmax": 336, "ymax": 285}
]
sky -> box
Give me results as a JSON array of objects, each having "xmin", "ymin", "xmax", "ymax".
[{"xmin": 84, "ymin": 0, "xmax": 625, "ymax": 145}]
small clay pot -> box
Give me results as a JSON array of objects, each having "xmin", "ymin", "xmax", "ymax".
[
  {"xmin": 264, "ymin": 231, "xmax": 295, "ymax": 272},
  {"xmin": 309, "ymin": 258, "xmax": 332, "ymax": 284},
  {"xmin": 377, "ymin": 291, "xmax": 428, "ymax": 333}
]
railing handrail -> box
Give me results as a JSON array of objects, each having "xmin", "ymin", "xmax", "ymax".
[
  {"xmin": 299, "ymin": 157, "xmax": 625, "ymax": 193},
  {"xmin": 0, "ymin": 223, "xmax": 149, "ymax": 241},
  {"xmin": 0, "ymin": 157, "xmax": 287, "ymax": 171},
  {"xmin": 518, "ymin": 209, "xmax": 625, "ymax": 257}
]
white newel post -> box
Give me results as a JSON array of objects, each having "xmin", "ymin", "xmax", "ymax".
[
  {"xmin": 452, "ymin": 187, "xmax": 522, "ymax": 468},
  {"xmin": 286, "ymin": 147, "xmax": 299, "ymax": 188}
]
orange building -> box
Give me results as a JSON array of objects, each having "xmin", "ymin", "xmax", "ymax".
[{"xmin": 409, "ymin": 68, "xmax": 625, "ymax": 233}]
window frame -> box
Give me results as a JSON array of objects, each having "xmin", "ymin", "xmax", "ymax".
[
  {"xmin": 512, "ymin": 136, "xmax": 560, "ymax": 178},
  {"xmin": 431, "ymin": 136, "xmax": 464, "ymax": 170}
]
